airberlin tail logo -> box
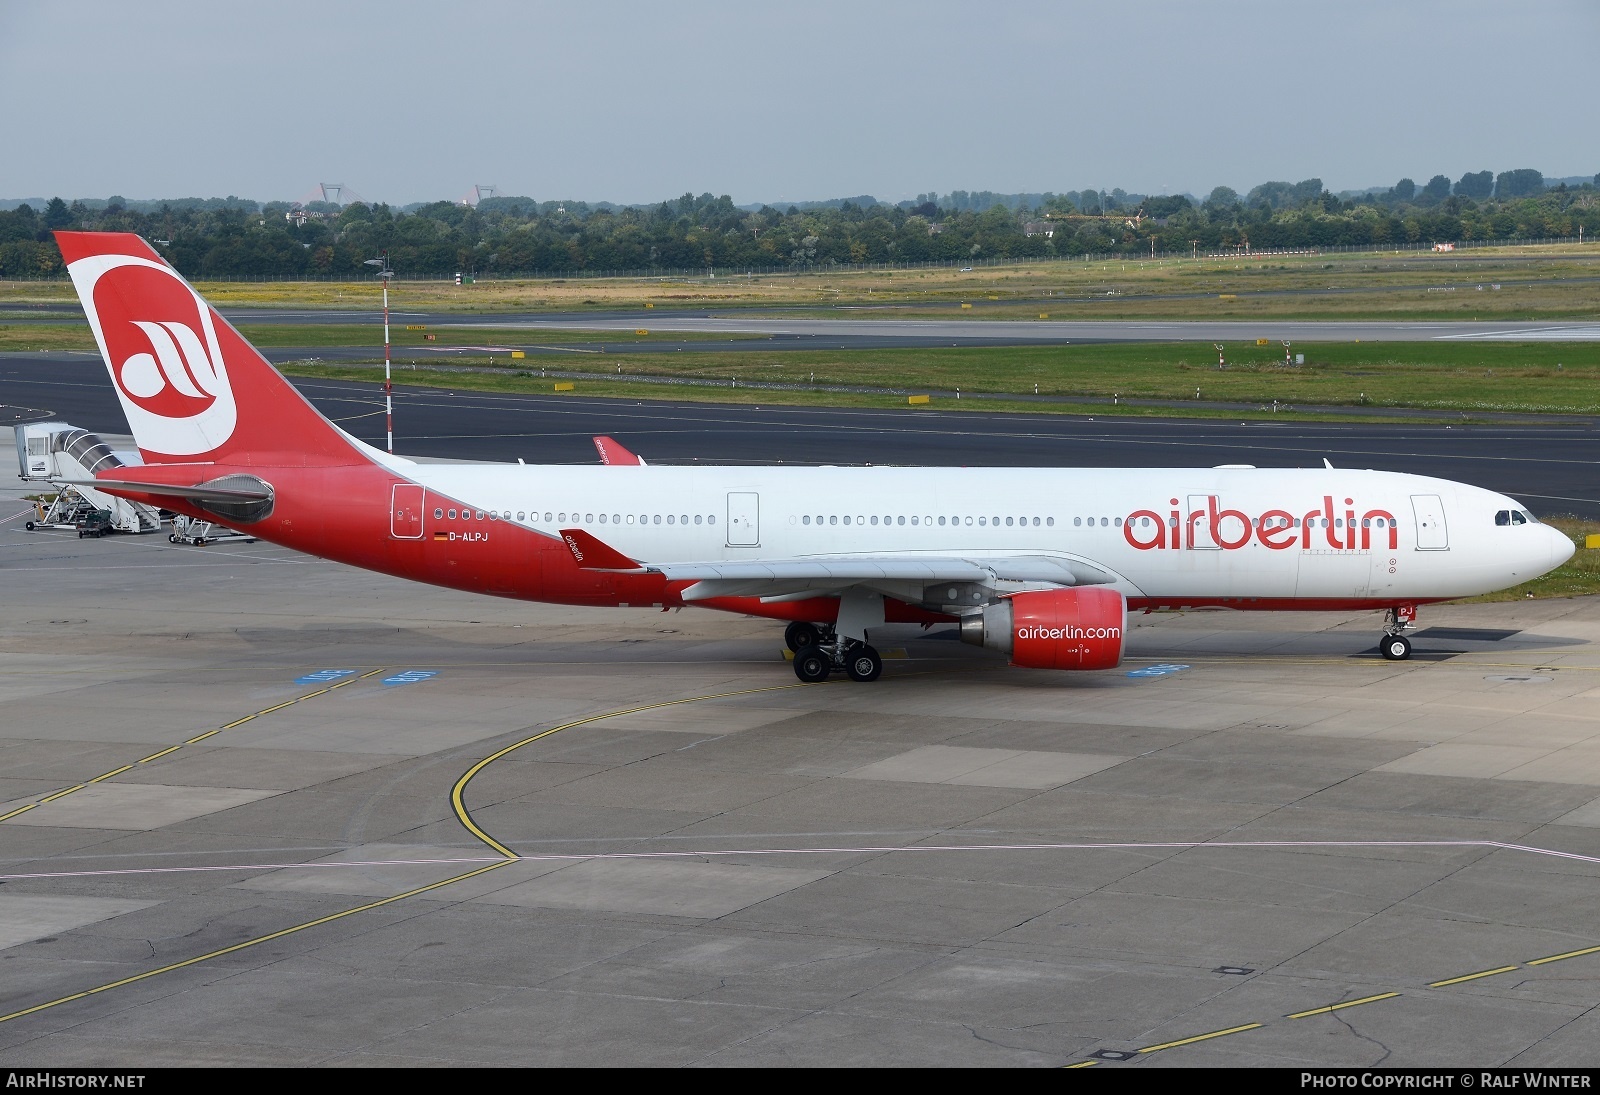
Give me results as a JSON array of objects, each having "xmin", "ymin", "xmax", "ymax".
[
  {"xmin": 121, "ymin": 320, "xmax": 224, "ymax": 407},
  {"xmin": 67, "ymin": 252, "xmax": 237, "ymax": 457}
]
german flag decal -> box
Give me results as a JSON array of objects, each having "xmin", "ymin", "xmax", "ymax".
[{"xmin": 433, "ymin": 532, "xmax": 449, "ymax": 541}]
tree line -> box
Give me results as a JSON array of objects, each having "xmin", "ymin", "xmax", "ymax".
[{"xmin": 2, "ymin": 170, "xmax": 1597, "ymax": 280}]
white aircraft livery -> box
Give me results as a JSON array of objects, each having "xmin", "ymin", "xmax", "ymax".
[{"xmin": 54, "ymin": 231, "xmax": 1574, "ymax": 683}]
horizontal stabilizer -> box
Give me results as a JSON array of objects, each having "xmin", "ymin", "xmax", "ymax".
[
  {"xmin": 593, "ymin": 436, "xmax": 646, "ymax": 466},
  {"xmin": 58, "ymin": 477, "xmax": 272, "ymax": 503},
  {"xmin": 559, "ymin": 527, "xmax": 646, "ymax": 572}
]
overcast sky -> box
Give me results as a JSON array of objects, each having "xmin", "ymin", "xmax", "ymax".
[{"xmin": 3, "ymin": 0, "xmax": 1595, "ymax": 206}]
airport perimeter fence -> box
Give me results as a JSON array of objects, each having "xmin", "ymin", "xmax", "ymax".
[{"xmin": 3, "ymin": 236, "xmax": 1591, "ymax": 284}]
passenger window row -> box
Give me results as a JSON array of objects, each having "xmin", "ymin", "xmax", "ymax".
[
  {"xmin": 801, "ymin": 515, "xmax": 1056, "ymax": 528},
  {"xmin": 432, "ymin": 507, "xmax": 715, "ymax": 527},
  {"xmin": 1261, "ymin": 516, "xmax": 1394, "ymax": 529}
]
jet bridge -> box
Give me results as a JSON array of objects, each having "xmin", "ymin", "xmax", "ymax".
[{"xmin": 14, "ymin": 422, "xmax": 161, "ymax": 534}]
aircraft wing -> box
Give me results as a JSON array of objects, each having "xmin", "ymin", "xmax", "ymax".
[{"xmin": 558, "ymin": 528, "xmax": 1116, "ymax": 602}]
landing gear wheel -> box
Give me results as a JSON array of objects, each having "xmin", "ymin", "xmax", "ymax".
[
  {"xmin": 844, "ymin": 644, "xmax": 883, "ymax": 683},
  {"xmin": 785, "ymin": 621, "xmax": 822, "ymax": 652},
  {"xmin": 792, "ymin": 645, "xmax": 832, "ymax": 683},
  {"xmin": 1380, "ymin": 634, "xmax": 1412, "ymax": 661}
]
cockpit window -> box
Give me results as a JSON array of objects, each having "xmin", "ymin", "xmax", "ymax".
[
  {"xmin": 1496, "ymin": 509, "xmax": 1537, "ymax": 526},
  {"xmin": 1511, "ymin": 511, "xmax": 1527, "ymax": 525},
  {"xmin": 1495, "ymin": 510, "xmax": 1510, "ymax": 526}
]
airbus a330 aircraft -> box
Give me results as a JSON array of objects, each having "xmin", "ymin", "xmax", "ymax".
[{"xmin": 53, "ymin": 231, "xmax": 1574, "ymax": 682}]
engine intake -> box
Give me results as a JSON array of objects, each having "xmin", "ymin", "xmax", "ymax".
[{"xmin": 959, "ymin": 587, "xmax": 1126, "ymax": 670}]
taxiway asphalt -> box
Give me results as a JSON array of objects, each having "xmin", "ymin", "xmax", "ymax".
[{"xmin": 4, "ymin": 465, "xmax": 1600, "ymax": 1066}]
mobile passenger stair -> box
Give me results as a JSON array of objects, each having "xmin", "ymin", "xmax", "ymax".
[{"xmin": 13, "ymin": 422, "xmax": 161, "ymax": 535}]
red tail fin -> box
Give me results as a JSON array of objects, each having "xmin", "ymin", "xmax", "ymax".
[{"xmin": 55, "ymin": 231, "xmax": 366, "ymax": 468}]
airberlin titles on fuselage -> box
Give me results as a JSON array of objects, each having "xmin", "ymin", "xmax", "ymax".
[{"xmin": 1125, "ymin": 496, "xmax": 1400, "ymax": 552}]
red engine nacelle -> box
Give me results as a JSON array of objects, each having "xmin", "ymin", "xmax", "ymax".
[{"xmin": 959, "ymin": 587, "xmax": 1126, "ymax": 670}]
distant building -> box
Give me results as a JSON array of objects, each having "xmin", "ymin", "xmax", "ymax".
[
  {"xmin": 927, "ymin": 222, "xmax": 946, "ymax": 235},
  {"xmin": 1023, "ymin": 221, "xmax": 1055, "ymax": 238}
]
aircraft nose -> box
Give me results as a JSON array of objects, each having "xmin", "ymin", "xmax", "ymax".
[{"xmin": 1549, "ymin": 525, "xmax": 1576, "ymax": 568}]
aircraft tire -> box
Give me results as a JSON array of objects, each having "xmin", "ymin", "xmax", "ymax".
[
  {"xmin": 792, "ymin": 645, "xmax": 832, "ymax": 683},
  {"xmin": 844, "ymin": 644, "xmax": 883, "ymax": 683},
  {"xmin": 1380, "ymin": 634, "xmax": 1412, "ymax": 661},
  {"xmin": 785, "ymin": 622, "xmax": 821, "ymax": 652}
]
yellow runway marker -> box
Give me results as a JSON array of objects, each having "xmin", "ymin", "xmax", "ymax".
[
  {"xmin": 1140, "ymin": 1022, "xmax": 1263, "ymax": 1052},
  {"xmin": 3, "ymin": 667, "xmax": 392, "ymax": 825},
  {"xmin": 1063, "ymin": 1060, "xmax": 1097, "ymax": 1068},
  {"xmin": 1527, "ymin": 944, "xmax": 1600, "ymax": 967},
  {"xmin": 1429, "ymin": 965, "xmax": 1520, "ymax": 987},
  {"xmin": 0, "ymin": 860, "xmax": 512, "ymax": 1026},
  {"xmin": 452, "ymin": 680, "xmax": 814, "ymax": 857},
  {"xmin": 0, "ymin": 675, "xmax": 817, "ymax": 1026},
  {"xmin": 1287, "ymin": 992, "xmax": 1400, "ymax": 1019}
]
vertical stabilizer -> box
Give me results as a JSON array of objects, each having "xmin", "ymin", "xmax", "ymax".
[{"xmin": 54, "ymin": 231, "xmax": 364, "ymax": 468}]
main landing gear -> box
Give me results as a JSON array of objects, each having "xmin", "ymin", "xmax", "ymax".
[
  {"xmin": 788, "ymin": 623, "xmax": 883, "ymax": 683},
  {"xmin": 1379, "ymin": 604, "xmax": 1417, "ymax": 661}
]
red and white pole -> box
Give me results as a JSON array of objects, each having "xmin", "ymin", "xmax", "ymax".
[{"xmin": 382, "ymin": 263, "xmax": 393, "ymax": 454}]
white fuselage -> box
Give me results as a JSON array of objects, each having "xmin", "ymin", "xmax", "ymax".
[{"xmin": 394, "ymin": 462, "xmax": 1572, "ymax": 606}]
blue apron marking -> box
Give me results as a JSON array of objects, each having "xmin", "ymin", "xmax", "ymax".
[
  {"xmin": 383, "ymin": 670, "xmax": 439, "ymax": 687},
  {"xmin": 296, "ymin": 669, "xmax": 356, "ymax": 685},
  {"xmin": 1126, "ymin": 663, "xmax": 1191, "ymax": 679}
]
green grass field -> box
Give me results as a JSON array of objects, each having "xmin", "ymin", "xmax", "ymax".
[
  {"xmin": 5, "ymin": 242, "xmax": 1599, "ymax": 319},
  {"xmin": 10, "ymin": 305, "xmax": 1594, "ymax": 415},
  {"xmin": 0, "ymin": 322, "xmax": 764, "ymax": 352},
  {"xmin": 278, "ymin": 341, "xmax": 1600, "ymax": 416}
]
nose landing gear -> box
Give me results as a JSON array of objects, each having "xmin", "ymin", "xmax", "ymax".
[
  {"xmin": 1379, "ymin": 604, "xmax": 1417, "ymax": 661},
  {"xmin": 1380, "ymin": 633, "xmax": 1413, "ymax": 661}
]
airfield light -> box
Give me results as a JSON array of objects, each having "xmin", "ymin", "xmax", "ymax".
[{"xmin": 364, "ymin": 254, "xmax": 395, "ymax": 453}]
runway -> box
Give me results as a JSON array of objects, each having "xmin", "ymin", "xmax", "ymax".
[
  {"xmin": 428, "ymin": 316, "xmax": 1600, "ymax": 344},
  {"xmin": 13, "ymin": 305, "xmax": 1600, "ymax": 346},
  {"xmin": 6, "ymin": 355, "xmax": 1599, "ymax": 518}
]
